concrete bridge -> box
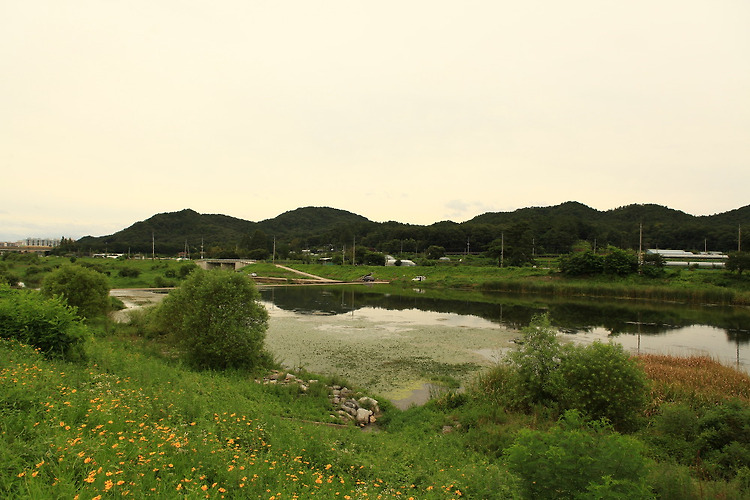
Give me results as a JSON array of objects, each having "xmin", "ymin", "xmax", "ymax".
[{"xmin": 195, "ymin": 259, "xmax": 255, "ymax": 271}]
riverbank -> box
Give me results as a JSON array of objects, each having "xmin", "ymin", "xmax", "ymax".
[{"xmin": 245, "ymin": 262, "xmax": 750, "ymax": 306}]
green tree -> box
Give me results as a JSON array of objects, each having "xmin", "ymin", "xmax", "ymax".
[
  {"xmin": 602, "ymin": 247, "xmax": 639, "ymax": 276},
  {"xmin": 642, "ymin": 251, "xmax": 665, "ymax": 277},
  {"xmin": 41, "ymin": 265, "xmax": 110, "ymax": 319},
  {"xmin": 425, "ymin": 245, "xmax": 446, "ymax": 260},
  {"xmin": 559, "ymin": 250, "xmax": 604, "ymax": 275},
  {"xmin": 551, "ymin": 341, "xmax": 649, "ymax": 432},
  {"xmin": 363, "ymin": 251, "xmax": 386, "ymax": 266},
  {"xmin": 507, "ymin": 314, "xmax": 561, "ymax": 406},
  {"xmin": 152, "ymin": 269, "xmax": 269, "ymax": 370},
  {"xmin": 726, "ymin": 252, "xmax": 750, "ymax": 275}
]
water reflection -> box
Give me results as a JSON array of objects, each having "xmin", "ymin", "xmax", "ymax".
[{"xmin": 259, "ymin": 285, "xmax": 750, "ymax": 371}]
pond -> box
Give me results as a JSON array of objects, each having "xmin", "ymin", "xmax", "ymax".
[{"xmin": 259, "ymin": 285, "xmax": 750, "ymax": 407}]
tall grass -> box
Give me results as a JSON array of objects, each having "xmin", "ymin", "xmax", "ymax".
[{"xmin": 638, "ymin": 354, "xmax": 750, "ymax": 408}]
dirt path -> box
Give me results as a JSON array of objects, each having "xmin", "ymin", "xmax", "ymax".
[{"xmin": 273, "ymin": 264, "xmax": 339, "ymax": 282}]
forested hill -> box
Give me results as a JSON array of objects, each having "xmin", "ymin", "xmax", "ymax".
[
  {"xmin": 76, "ymin": 207, "xmax": 370, "ymax": 255},
  {"xmin": 74, "ymin": 203, "xmax": 750, "ymax": 256}
]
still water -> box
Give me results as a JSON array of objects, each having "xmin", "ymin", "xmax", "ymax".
[{"xmin": 260, "ymin": 284, "xmax": 750, "ymax": 373}]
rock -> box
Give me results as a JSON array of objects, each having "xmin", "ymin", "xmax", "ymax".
[
  {"xmin": 285, "ymin": 373, "xmax": 296, "ymax": 381},
  {"xmin": 358, "ymin": 397, "xmax": 380, "ymax": 413},
  {"xmin": 356, "ymin": 408, "xmax": 373, "ymax": 426}
]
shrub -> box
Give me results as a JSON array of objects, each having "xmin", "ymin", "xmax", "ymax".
[
  {"xmin": 118, "ymin": 266, "xmax": 141, "ymax": 278},
  {"xmin": 551, "ymin": 341, "xmax": 649, "ymax": 431},
  {"xmin": 695, "ymin": 400, "xmax": 750, "ymax": 480},
  {"xmin": 504, "ymin": 410, "xmax": 651, "ymax": 499},
  {"xmin": 151, "ymin": 269, "xmax": 270, "ymax": 371},
  {"xmin": 178, "ymin": 262, "xmax": 197, "ymax": 278},
  {"xmin": 0, "ymin": 263, "xmax": 21, "ymax": 287},
  {"xmin": 559, "ymin": 250, "xmax": 604, "ymax": 276},
  {"xmin": 603, "ymin": 247, "xmax": 639, "ymax": 276},
  {"xmin": 0, "ymin": 285, "xmax": 90, "ymax": 360},
  {"xmin": 41, "ymin": 265, "xmax": 110, "ymax": 319},
  {"xmin": 506, "ymin": 314, "xmax": 561, "ymax": 406}
]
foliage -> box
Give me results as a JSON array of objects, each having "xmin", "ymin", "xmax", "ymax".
[
  {"xmin": 151, "ymin": 269, "xmax": 270, "ymax": 371},
  {"xmin": 559, "ymin": 250, "xmax": 604, "ymax": 275},
  {"xmin": 504, "ymin": 410, "xmax": 652, "ymax": 499},
  {"xmin": 641, "ymin": 252, "xmax": 665, "ymax": 277},
  {"xmin": 117, "ymin": 266, "xmax": 141, "ymax": 278},
  {"xmin": 0, "ymin": 262, "xmax": 21, "ymax": 286},
  {"xmin": 74, "ymin": 203, "xmax": 749, "ymax": 258},
  {"xmin": 506, "ymin": 314, "xmax": 561, "ymax": 406},
  {"xmin": 726, "ymin": 252, "xmax": 750, "ymax": 275},
  {"xmin": 552, "ymin": 341, "xmax": 649, "ymax": 431},
  {"xmin": 425, "ymin": 245, "xmax": 446, "ymax": 260},
  {"xmin": 362, "ymin": 250, "xmax": 386, "ymax": 266},
  {"xmin": 602, "ymin": 247, "xmax": 639, "ymax": 276},
  {"xmin": 0, "ymin": 285, "xmax": 89, "ymax": 360},
  {"xmin": 647, "ymin": 401, "xmax": 750, "ymax": 481},
  {"xmin": 41, "ymin": 265, "xmax": 110, "ymax": 319}
]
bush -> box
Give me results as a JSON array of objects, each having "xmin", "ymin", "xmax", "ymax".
[
  {"xmin": 695, "ymin": 400, "xmax": 750, "ymax": 480},
  {"xmin": 504, "ymin": 410, "xmax": 651, "ymax": 499},
  {"xmin": 0, "ymin": 263, "xmax": 21, "ymax": 287},
  {"xmin": 559, "ymin": 250, "xmax": 604, "ymax": 276},
  {"xmin": 118, "ymin": 266, "xmax": 141, "ymax": 278},
  {"xmin": 603, "ymin": 247, "xmax": 639, "ymax": 276},
  {"xmin": 41, "ymin": 265, "xmax": 110, "ymax": 319},
  {"xmin": 506, "ymin": 314, "xmax": 561, "ymax": 406},
  {"xmin": 0, "ymin": 285, "xmax": 90, "ymax": 360},
  {"xmin": 178, "ymin": 262, "xmax": 197, "ymax": 278},
  {"xmin": 151, "ymin": 269, "xmax": 270, "ymax": 371},
  {"xmin": 551, "ymin": 341, "xmax": 649, "ymax": 432}
]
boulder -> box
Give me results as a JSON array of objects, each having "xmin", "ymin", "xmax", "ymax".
[{"xmin": 356, "ymin": 408, "xmax": 373, "ymax": 426}]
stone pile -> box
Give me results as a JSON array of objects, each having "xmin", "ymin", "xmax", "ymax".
[{"xmin": 257, "ymin": 370, "xmax": 381, "ymax": 427}]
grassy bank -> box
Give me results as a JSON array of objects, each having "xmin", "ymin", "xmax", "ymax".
[
  {"xmin": 3, "ymin": 328, "xmax": 750, "ymax": 498},
  {"xmin": 4, "ymin": 254, "xmax": 749, "ymax": 306},
  {"xmin": 248, "ymin": 263, "xmax": 750, "ymax": 306}
]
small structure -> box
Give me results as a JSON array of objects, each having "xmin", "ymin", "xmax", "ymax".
[{"xmin": 647, "ymin": 249, "xmax": 727, "ymax": 269}]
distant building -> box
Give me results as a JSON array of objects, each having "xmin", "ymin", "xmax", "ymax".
[{"xmin": 647, "ymin": 249, "xmax": 727, "ymax": 268}]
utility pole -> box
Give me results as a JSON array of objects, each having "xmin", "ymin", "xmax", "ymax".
[
  {"xmin": 272, "ymin": 236, "xmax": 276, "ymax": 264},
  {"xmin": 151, "ymin": 232, "xmax": 155, "ymax": 260},
  {"xmin": 500, "ymin": 232, "xmax": 504, "ymax": 268},
  {"xmin": 352, "ymin": 237, "xmax": 356, "ymax": 265},
  {"xmin": 639, "ymin": 223, "xmax": 645, "ymax": 272},
  {"xmin": 200, "ymin": 238, "xmax": 204, "ymax": 260},
  {"xmin": 740, "ymin": 224, "xmax": 742, "ymax": 252}
]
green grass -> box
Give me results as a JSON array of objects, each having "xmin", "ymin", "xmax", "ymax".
[
  {"xmin": 0, "ymin": 335, "xmax": 515, "ymax": 498},
  {"xmin": 4, "ymin": 254, "xmax": 750, "ymax": 305},
  {"xmin": 3, "ymin": 317, "xmax": 750, "ymax": 498}
]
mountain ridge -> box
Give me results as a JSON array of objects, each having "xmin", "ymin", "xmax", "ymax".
[{"xmin": 75, "ymin": 202, "xmax": 750, "ymax": 255}]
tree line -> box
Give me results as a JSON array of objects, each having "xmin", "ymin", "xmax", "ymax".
[{"xmin": 61, "ymin": 203, "xmax": 748, "ymax": 259}]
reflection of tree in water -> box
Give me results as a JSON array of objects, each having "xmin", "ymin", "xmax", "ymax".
[{"xmin": 259, "ymin": 286, "xmax": 750, "ymax": 345}]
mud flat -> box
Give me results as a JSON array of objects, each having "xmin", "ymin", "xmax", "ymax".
[{"xmin": 263, "ymin": 304, "xmax": 516, "ymax": 408}]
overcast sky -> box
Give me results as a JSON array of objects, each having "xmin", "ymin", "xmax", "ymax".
[{"xmin": 1, "ymin": 1, "xmax": 748, "ymax": 240}]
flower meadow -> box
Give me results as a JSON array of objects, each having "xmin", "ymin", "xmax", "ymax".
[
  {"xmin": 1, "ymin": 338, "xmax": 512, "ymax": 499},
  {"xmin": 4, "ymin": 329, "xmax": 750, "ymax": 498}
]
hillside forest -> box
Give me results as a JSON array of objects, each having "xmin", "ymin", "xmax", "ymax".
[{"xmin": 65, "ymin": 202, "xmax": 749, "ymax": 260}]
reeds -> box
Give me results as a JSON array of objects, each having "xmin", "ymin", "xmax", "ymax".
[{"xmin": 638, "ymin": 354, "xmax": 750, "ymax": 407}]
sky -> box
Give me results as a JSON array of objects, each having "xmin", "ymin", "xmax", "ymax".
[{"xmin": 1, "ymin": 1, "xmax": 749, "ymax": 241}]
